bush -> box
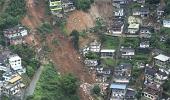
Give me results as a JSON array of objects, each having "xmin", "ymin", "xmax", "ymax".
[
  {"xmin": 74, "ymin": 0, "xmax": 93, "ymax": 11},
  {"xmin": 92, "ymin": 85, "xmax": 101, "ymax": 95},
  {"xmin": 70, "ymin": 30, "xmax": 79, "ymax": 50}
]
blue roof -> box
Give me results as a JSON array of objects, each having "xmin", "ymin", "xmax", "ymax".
[{"xmin": 110, "ymin": 83, "xmax": 127, "ymax": 89}]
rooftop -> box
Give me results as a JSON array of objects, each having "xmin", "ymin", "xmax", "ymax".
[
  {"xmin": 110, "ymin": 83, "xmax": 127, "ymax": 89},
  {"xmin": 154, "ymin": 54, "xmax": 170, "ymax": 62},
  {"xmin": 128, "ymin": 24, "xmax": 140, "ymax": 29},
  {"xmin": 145, "ymin": 67, "xmax": 157, "ymax": 77},
  {"xmin": 3, "ymin": 26, "xmax": 26, "ymax": 35},
  {"xmin": 8, "ymin": 74, "xmax": 21, "ymax": 84},
  {"xmin": 100, "ymin": 49, "xmax": 115, "ymax": 53},
  {"xmin": 8, "ymin": 54, "xmax": 21, "ymax": 62}
]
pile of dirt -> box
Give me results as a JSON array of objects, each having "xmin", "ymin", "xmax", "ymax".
[{"xmin": 66, "ymin": 10, "xmax": 95, "ymax": 34}]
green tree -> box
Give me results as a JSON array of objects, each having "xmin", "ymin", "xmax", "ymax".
[
  {"xmin": 74, "ymin": 0, "xmax": 93, "ymax": 11},
  {"xmin": 146, "ymin": 0, "xmax": 159, "ymax": 4},
  {"xmin": 70, "ymin": 30, "xmax": 79, "ymax": 50},
  {"xmin": 92, "ymin": 85, "xmax": 101, "ymax": 95},
  {"xmin": 58, "ymin": 74, "xmax": 78, "ymax": 95}
]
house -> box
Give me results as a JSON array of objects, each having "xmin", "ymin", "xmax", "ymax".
[
  {"xmin": 157, "ymin": 6, "xmax": 165, "ymax": 17},
  {"xmin": 8, "ymin": 54, "xmax": 22, "ymax": 71},
  {"xmin": 109, "ymin": 20, "xmax": 124, "ymax": 34},
  {"xmin": 155, "ymin": 69, "xmax": 169, "ymax": 84},
  {"xmin": 132, "ymin": 8, "xmax": 141, "ymax": 16},
  {"xmin": 142, "ymin": 83, "xmax": 162, "ymax": 100},
  {"xmin": 3, "ymin": 26, "xmax": 28, "ymax": 39},
  {"xmin": 110, "ymin": 83, "xmax": 127, "ymax": 100},
  {"xmin": 144, "ymin": 67, "xmax": 157, "ymax": 83},
  {"xmin": 139, "ymin": 27, "xmax": 151, "ymax": 38},
  {"xmin": 100, "ymin": 49, "xmax": 115, "ymax": 58},
  {"xmin": 114, "ymin": 63, "xmax": 132, "ymax": 83},
  {"xmin": 89, "ymin": 40, "xmax": 101, "ymax": 53},
  {"xmin": 125, "ymin": 88, "xmax": 137, "ymax": 100},
  {"xmin": 139, "ymin": 41, "xmax": 150, "ymax": 48},
  {"xmin": 114, "ymin": 8, "xmax": 124, "ymax": 17},
  {"xmin": 140, "ymin": 6, "xmax": 149, "ymax": 17},
  {"xmin": 9, "ymin": 36, "xmax": 24, "ymax": 45},
  {"xmin": 154, "ymin": 54, "xmax": 170, "ymax": 68},
  {"xmin": 128, "ymin": 16, "xmax": 142, "ymax": 25},
  {"xmin": 144, "ymin": 67, "xmax": 169, "ymax": 85},
  {"xmin": 120, "ymin": 47, "xmax": 135, "ymax": 59},
  {"xmin": 128, "ymin": 23, "xmax": 140, "ymax": 34},
  {"xmin": 163, "ymin": 19, "xmax": 170, "ymax": 28},
  {"xmin": 112, "ymin": 0, "xmax": 127, "ymax": 4},
  {"xmin": 96, "ymin": 67, "xmax": 112, "ymax": 82},
  {"xmin": 136, "ymin": 0, "xmax": 145, "ymax": 3},
  {"xmin": 2, "ymin": 74, "xmax": 25, "ymax": 95},
  {"xmin": 62, "ymin": 0, "xmax": 75, "ymax": 13},
  {"xmin": 84, "ymin": 59, "xmax": 98, "ymax": 67},
  {"xmin": 49, "ymin": 0, "xmax": 62, "ymax": 15},
  {"xmin": 132, "ymin": 6, "xmax": 149, "ymax": 17}
]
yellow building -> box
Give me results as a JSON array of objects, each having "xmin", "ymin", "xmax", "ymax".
[{"xmin": 49, "ymin": 0, "xmax": 62, "ymax": 15}]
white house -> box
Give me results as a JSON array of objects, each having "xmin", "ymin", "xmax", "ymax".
[
  {"xmin": 110, "ymin": 83, "xmax": 127, "ymax": 100},
  {"xmin": 89, "ymin": 40, "xmax": 101, "ymax": 53},
  {"xmin": 3, "ymin": 26, "xmax": 28, "ymax": 39},
  {"xmin": 120, "ymin": 47, "xmax": 135, "ymax": 59},
  {"xmin": 128, "ymin": 24, "xmax": 140, "ymax": 34},
  {"xmin": 140, "ymin": 41, "xmax": 150, "ymax": 48},
  {"xmin": 109, "ymin": 20, "xmax": 124, "ymax": 34},
  {"xmin": 8, "ymin": 54, "xmax": 22, "ymax": 71},
  {"xmin": 163, "ymin": 20, "xmax": 170, "ymax": 28},
  {"xmin": 154, "ymin": 54, "xmax": 170, "ymax": 68},
  {"xmin": 114, "ymin": 8, "xmax": 124, "ymax": 17},
  {"xmin": 84, "ymin": 59, "xmax": 98, "ymax": 67},
  {"xmin": 100, "ymin": 49, "xmax": 115, "ymax": 58}
]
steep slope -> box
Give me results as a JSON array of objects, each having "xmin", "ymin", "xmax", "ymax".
[{"xmin": 22, "ymin": 0, "xmax": 95, "ymax": 100}]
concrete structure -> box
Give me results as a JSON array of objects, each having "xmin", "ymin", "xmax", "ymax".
[
  {"xmin": 110, "ymin": 83, "xmax": 127, "ymax": 100},
  {"xmin": 114, "ymin": 63, "xmax": 132, "ymax": 83},
  {"xmin": 163, "ymin": 20, "xmax": 170, "ymax": 28},
  {"xmin": 140, "ymin": 41, "xmax": 150, "ymax": 48},
  {"xmin": 154, "ymin": 54, "xmax": 170, "ymax": 68},
  {"xmin": 128, "ymin": 24, "xmax": 140, "ymax": 34},
  {"xmin": 49, "ymin": 0, "xmax": 62, "ymax": 15},
  {"xmin": 3, "ymin": 26, "xmax": 28, "ymax": 39},
  {"xmin": 89, "ymin": 40, "xmax": 101, "ymax": 53},
  {"xmin": 100, "ymin": 49, "xmax": 115, "ymax": 58},
  {"xmin": 114, "ymin": 8, "xmax": 124, "ymax": 17},
  {"xmin": 142, "ymin": 83, "xmax": 162, "ymax": 100},
  {"xmin": 120, "ymin": 47, "xmax": 135, "ymax": 59},
  {"xmin": 8, "ymin": 54, "xmax": 22, "ymax": 71},
  {"xmin": 109, "ymin": 20, "xmax": 124, "ymax": 34}
]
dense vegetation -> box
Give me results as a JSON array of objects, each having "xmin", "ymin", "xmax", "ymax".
[
  {"xmin": 28, "ymin": 63, "xmax": 79, "ymax": 100},
  {"xmin": 9, "ymin": 44, "xmax": 40, "ymax": 77},
  {"xmin": 165, "ymin": 0, "xmax": 170, "ymax": 16},
  {"xmin": 146, "ymin": 0, "xmax": 160, "ymax": 4},
  {"xmin": 0, "ymin": 0, "xmax": 26, "ymax": 29},
  {"xmin": 70, "ymin": 30, "xmax": 79, "ymax": 50},
  {"xmin": 73, "ymin": 0, "xmax": 94, "ymax": 11}
]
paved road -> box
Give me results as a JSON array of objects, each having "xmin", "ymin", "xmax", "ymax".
[{"xmin": 23, "ymin": 65, "xmax": 44, "ymax": 98}]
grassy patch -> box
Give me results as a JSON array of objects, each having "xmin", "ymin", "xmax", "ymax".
[
  {"xmin": 101, "ymin": 58, "xmax": 116, "ymax": 67},
  {"xmin": 122, "ymin": 37, "xmax": 140, "ymax": 48},
  {"xmin": 31, "ymin": 63, "xmax": 79, "ymax": 100},
  {"xmin": 101, "ymin": 35, "xmax": 119, "ymax": 49}
]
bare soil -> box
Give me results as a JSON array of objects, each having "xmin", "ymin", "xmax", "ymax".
[
  {"xmin": 66, "ymin": 10, "xmax": 95, "ymax": 33},
  {"xmin": 22, "ymin": 0, "xmax": 95, "ymax": 100}
]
